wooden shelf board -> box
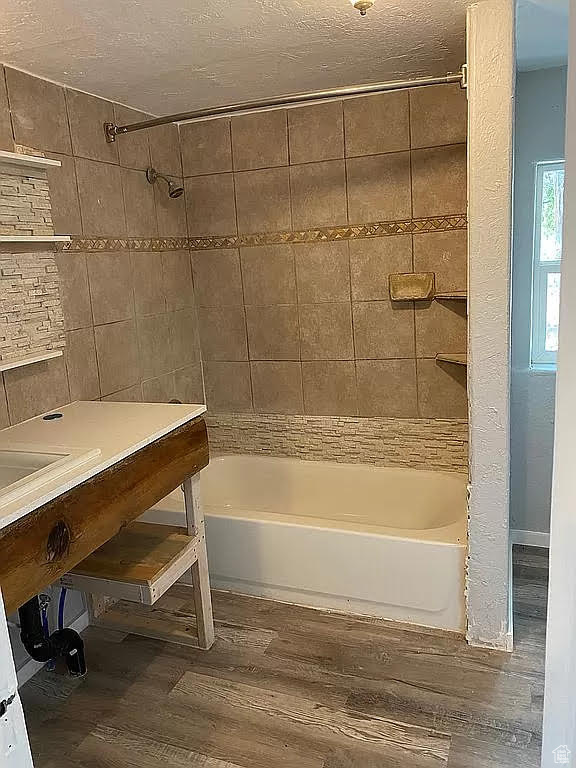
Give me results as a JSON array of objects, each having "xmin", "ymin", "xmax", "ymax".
[
  {"xmin": 69, "ymin": 522, "xmax": 196, "ymax": 587},
  {"xmin": 436, "ymin": 353, "xmax": 468, "ymax": 366},
  {"xmin": 0, "ymin": 349, "xmax": 63, "ymax": 373},
  {"xmin": 0, "ymin": 149, "xmax": 62, "ymax": 170}
]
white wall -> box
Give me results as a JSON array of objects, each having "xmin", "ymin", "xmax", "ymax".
[
  {"xmin": 511, "ymin": 66, "xmax": 567, "ymax": 539},
  {"xmin": 541, "ymin": 2, "xmax": 576, "ymax": 760},
  {"xmin": 466, "ymin": 0, "xmax": 515, "ymax": 650}
]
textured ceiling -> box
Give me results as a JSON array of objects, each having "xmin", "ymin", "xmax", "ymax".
[
  {"xmin": 0, "ymin": 0, "xmax": 469, "ymax": 115},
  {"xmin": 516, "ymin": 0, "xmax": 569, "ymax": 71}
]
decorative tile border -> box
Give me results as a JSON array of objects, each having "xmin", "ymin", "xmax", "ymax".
[
  {"xmin": 57, "ymin": 214, "xmax": 467, "ymax": 253},
  {"xmin": 206, "ymin": 412, "xmax": 469, "ymax": 474},
  {"xmin": 58, "ymin": 237, "xmax": 189, "ymax": 252},
  {"xmin": 189, "ymin": 214, "xmax": 468, "ymax": 250}
]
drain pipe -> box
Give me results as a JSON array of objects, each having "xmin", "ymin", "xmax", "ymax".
[{"xmin": 18, "ymin": 596, "xmax": 86, "ymax": 677}]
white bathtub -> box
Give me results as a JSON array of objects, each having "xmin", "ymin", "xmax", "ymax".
[{"xmin": 142, "ymin": 454, "xmax": 468, "ymax": 632}]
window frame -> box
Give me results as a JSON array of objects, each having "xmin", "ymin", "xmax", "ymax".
[{"xmin": 530, "ymin": 160, "xmax": 564, "ymax": 369}]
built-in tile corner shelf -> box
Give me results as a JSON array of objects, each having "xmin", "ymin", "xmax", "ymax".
[
  {"xmin": 0, "ymin": 150, "xmax": 62, "ymax": 171},
  {"xmin": 434, "ymin": 291, "xmax": 468, "ymax": 301},
  {"xmin": 0, "ymin": 349, "xmax": 63, "ymax": 373},
  {"xmin": 436, "ymin": 353, "xmax": 467, "ymax": 366}
]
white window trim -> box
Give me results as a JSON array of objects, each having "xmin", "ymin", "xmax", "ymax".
[{"xmin": 530, "ymin": 160, "xmax": 564, "ymax": 369}]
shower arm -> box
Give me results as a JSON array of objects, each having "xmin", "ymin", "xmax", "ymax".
[{"xmin": 104, "ymin": 65, "xmax": 467, "ymax": 143}]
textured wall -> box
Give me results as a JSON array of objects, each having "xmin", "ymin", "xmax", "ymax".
[
  {"xmin": 0, "ymin": 65, "xmax": 203, "ymax": 428},
  {"xmin": 182, "ymin": 83, "xmax": 468, "ymax": 422},
  {"xmin": 466, "ymin": 0, "xmax": 514, "ymax": 650},
  {"xmin": 0, "ymin": 1, "xmax": 467, "ymax": 116},
  {"xmin": 541, "ymin": 6, "xmax": 576, "ymax": 759},
  {"xmin": 511, "ymin": 66, "xmax": 567, "ymax": 537}
]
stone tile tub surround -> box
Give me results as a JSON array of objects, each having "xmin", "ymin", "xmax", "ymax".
[
  {"xmin": 0, "ymin": 64, "xmax": 467, "ymax": 477},
  {"xmin": 183, "ymin": 82, "xmax": 468, "ymax": 422},
  {"xmin": 0, "ymin": 64, "xmax": 201, "ymax": 428}
]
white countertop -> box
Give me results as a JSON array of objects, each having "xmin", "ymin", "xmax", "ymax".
[{"xmin": 0, "ymin": 401, "xmax": 206, "ymax": 532}]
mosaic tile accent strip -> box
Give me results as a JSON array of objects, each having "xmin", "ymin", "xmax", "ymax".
[
  {"xmin": 59, "ymin": 237, "xmax": 189, "ymax": 252},
  {"xmin": 206, "ymin": 412, "xmax": 469, "ymax": 473},
  {"xmin": 58, "ymin": 214, "xmax": 467, "ymax": 253},
  {"xmin": 0, "ymin": 251, "xmax": 65, "ymax": 362},
  {"xmin": 188, "ymin": 214, "xmax": 468, "ymax": 251},
  {"xmin": 0, "ymin": 171, "xmax": 54, "ymax": 237}
]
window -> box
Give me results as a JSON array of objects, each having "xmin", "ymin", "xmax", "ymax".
[{"xmin": 531, "ymin": 161, "xmax": 565, "ymax": 368}]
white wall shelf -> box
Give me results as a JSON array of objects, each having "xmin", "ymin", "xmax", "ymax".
[
  {"xmin": 0, "ymin": 350, "xmax": 63, "ymax": 373},
  {"xmin": 0, "ymin": 150, "xmax": 62, "ymax": 171},
  {"xmin": 0, "ymin": 236, "xmax": 70, "ymax": 243}
]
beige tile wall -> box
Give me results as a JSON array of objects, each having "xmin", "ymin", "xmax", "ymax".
[
  {"xmin": 183, "ymin": 83, "xmax": 468, "ymax": 419},
  {"xmin": 0, "ymin": 65, "xmax": 202, "ymax": 425},
  {"xmin": 0, "ymin": 66, "xmax": 466, "ymax": 440}
]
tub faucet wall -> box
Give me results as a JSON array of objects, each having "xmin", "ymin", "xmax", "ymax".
[
  {"xmin": 185, "ymin": 85, "xmax": 468, "ymax": 422},
  {"xmin": 183, "ymin": 85, "xmax": 468, "ymax": 468}
]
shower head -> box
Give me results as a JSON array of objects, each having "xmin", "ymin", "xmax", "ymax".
[
  {"xmin": 146, "ymin": 167, "xmax": 184, "ymax": 199},
  {"xmin": 168, "ymin": 181, "xmax": 184, "ymax": 198}
]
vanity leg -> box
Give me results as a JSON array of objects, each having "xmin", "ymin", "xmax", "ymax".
[{"xmin": 183, "ymin": 475, "xmax": 215, "ymax": 650}]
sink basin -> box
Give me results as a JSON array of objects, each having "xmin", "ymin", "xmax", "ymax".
[{"xmin": 0, "ymin": 445, "xmax": 101, "ymax": 509}]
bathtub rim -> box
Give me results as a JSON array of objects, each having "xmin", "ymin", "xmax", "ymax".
[
  {"xmin": 204, "ymin": 504, "xmax": 467, "ymax": 545},
  {"xmin": 149, "ymin": 489, "xmax": 467, "ymax": 545}
]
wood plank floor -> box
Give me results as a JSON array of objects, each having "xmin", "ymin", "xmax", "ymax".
[{"xmin": 20, "ymin": 545, "xmax": 548, "ymax": 768}]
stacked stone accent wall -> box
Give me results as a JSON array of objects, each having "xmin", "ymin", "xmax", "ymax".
[
  {"xmin": 0, "ymin": 252, "xmax": 65, "ymax": 362},
  {"xmin": 0, "ymin": 170, "xmax": 54, "ymax": 237},
  {"xmin": 206, "ymin": 412, "xmax": 469, "ymax": 473}
]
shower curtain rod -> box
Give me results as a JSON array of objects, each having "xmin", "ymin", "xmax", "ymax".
[{"xmin": 104, "ymin": 65, "xmax": 466, "ymax": 142}]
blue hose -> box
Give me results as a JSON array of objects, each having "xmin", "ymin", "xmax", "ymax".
[
  {"xmin": 41, "ymin": 606, "xmax": 49, "ymax": 637},
  {"xmin": 58, "ymin": 587, "xmax": 67, "ymax": 632},
  {"xmin": 41, "ymin": 602, "xmax": 55, "ymax": 671}
]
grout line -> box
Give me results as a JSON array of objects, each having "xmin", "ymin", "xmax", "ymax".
[
  {"xmin": 178, "ymin": 141, "xmax": 467, "ymax": 179},
  {"xmin": 407, "ymin": 93, "xmax": 421, "ymax": 418},
  {"xmin": 345, "ymin": 237, "xmax": 360, "ymax": 417},
  {"xmin": 229, "ymin": 119, "xmax": 254, "ymax": 413},
  {"xmin": 1, "ymin": 370, "xmax": 14, "ymax": 426},
  {"xmin": 2, "ymin": 66, "xmax": 16, "ymax": 152},
  {"xmin": 82, "ymin": 253, "xmax": 103, "ymax": 398}
]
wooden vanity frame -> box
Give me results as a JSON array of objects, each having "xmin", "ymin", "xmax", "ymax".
[{"xmin": 0, "ymin": 416, "xmax": 215, "ymax": 649}]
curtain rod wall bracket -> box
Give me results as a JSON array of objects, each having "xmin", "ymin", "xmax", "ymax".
[
  {"xmin": 103, "ymin": 66, "xmax": 466, "ymax": 144},
  {"xmin": 104, "ymin": 122, "xmax": 120, "ymax": 143}
]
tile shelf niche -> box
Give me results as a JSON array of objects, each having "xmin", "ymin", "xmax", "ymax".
[{"xmin": 0, "ymin": 150, "xmax": 71, "ymax": 245}]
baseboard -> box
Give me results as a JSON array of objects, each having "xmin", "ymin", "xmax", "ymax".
[
  {"xmin": 16, "ymin": 611, "xmax": 90, "ymax": 688},
  {"xmin": 511, "ymin": 529, "xmax": 550, "ymax": 548}
]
